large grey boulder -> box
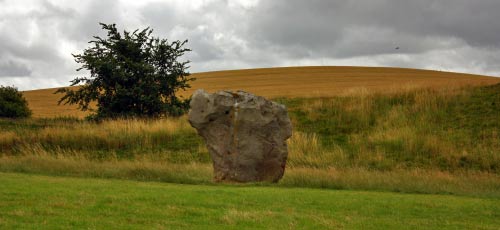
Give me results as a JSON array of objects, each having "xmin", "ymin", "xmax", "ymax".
[{"xmin": 188, "ymin": 89, "xmax": 292, "ymax": 183}]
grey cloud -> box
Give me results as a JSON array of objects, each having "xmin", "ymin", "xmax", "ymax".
[
  {"xmin": 0, "ymin": 60, "xmax": 31, "ymax": 77},
  {"xmin": 2, "ymin": 0, "xmax": 500, "ymax": 90},
  {"xmin": 58, "ymin": 0, "xmax": 123, "ymax": 42},
  {"xmin": 0, "ymin": 0, "xmax": 73, "ymax": 62},
  {"xmin": 140, "ymin": 2, "xmax": 219, "ymax": 61},
  {"xmin": 140, "ymin": 1, "xmax": 255, "ymax": 65},
  {"xmin": 140, "ymin": 2, "xmax": 185, "ymax": 35},
  {"xmin": 136, "ymin": 0, "xmax": 500, "ymax": 75},
  {"xmin": 249, "ymin": 1, "xmax": 344, "ymax": 49},
  {"xmin": 0, "ymin": 0, "xmax": 81, "ymax": 89},
  {"xmin": 0, "ymin": 36, "xmax": 60, "ymax": 62},
  {"xmin": 32, "ymin": 0, "xmax": 74, "ymax": 20},
  {"xmin": 248, "ymin": 0, "xmax": 500, "ymax": 58}
]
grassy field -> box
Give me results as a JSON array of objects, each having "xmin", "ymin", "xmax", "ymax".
[
  {"xmin": 1, "ymin": 172, "xmax": 498, "ymax": 229},
  {"xmin": 2, "ymin": 66, "xmax": 499, "ymax": 228},
  {"xmin": 2, "ymin": 79, "xmax": 500, "ymax": 197},
  {"xmin": 22, "ymin": 66, "xmax": 500, "ymax": 118}
]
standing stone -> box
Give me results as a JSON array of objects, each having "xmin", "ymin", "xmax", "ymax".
[{"xmin": 188, "ymin": 89, "xmax": 292, "ymax": 183}]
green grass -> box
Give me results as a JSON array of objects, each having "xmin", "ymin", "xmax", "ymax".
[
  {"xmin": 278, "ymin": 83, "xmax": 500, "ymax": 172},
  {"xmin": 0, "ymin": 173, "xmax": 499, "ymax": 229}
]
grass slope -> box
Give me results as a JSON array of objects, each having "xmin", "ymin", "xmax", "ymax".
[
  {"xmin": 2, "ymin": 83, "xmax": 500, "ymax": 197},
  {"xmin": 8, "ymin": 84, "xmax": 500, "ymax": 172},
  {"xmin": 22, "ymin": 66, "xmax": 500, "ymax": 118},
  {"xmin": 1, "ymin": 173, "xmax": 498, "ymax": 230}
]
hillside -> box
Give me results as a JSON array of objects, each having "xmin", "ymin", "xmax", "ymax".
[
  {"xmin": 4, "ymin": 67, "xmax": 500, "ymax": 198},
  {"xmin": 23, "ymin": 66, "xmax": 500, "ymax": 118}
]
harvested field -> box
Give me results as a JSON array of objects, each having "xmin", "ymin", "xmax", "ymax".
[{"xmin": 22, "ymin": 66, "xmax": 500, "ymax": 118}]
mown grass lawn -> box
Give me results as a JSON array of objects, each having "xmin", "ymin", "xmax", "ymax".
[{"xmin": 0, "ymin": 173, "xmax": 498, "ymax": 229}]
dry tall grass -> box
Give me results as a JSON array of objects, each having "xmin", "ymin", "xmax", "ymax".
[
  {"xmin": 6, "ymin": 84, "xmax": 500, "ymax": 172},
  {"xmin": 1, "ymin": 153, "xmax": 498, "ymax": 197}
]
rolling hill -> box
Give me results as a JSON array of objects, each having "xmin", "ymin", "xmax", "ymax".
[{"xmin": 23, "ymin": 66, "xmax": 500, "ymax": 118}]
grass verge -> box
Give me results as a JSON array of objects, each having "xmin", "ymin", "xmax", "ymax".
[{"xmin": 1, "ymin": 172, "xmax": 499, "ymax": 230}]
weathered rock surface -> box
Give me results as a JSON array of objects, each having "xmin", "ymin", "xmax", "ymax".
[{"xmin": 188, "ymin": 89, "xmax": 292, "ymax": 183}]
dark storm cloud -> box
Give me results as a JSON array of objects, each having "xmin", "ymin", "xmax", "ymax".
[{"xmin": 248, "ymin": 0, "xmax": 500, "ymax": 58}]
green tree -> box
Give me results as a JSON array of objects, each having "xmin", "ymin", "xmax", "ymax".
[
  {"xmin": 57, "ymin": 23, "xmax": 194, "ymax": 120},
  {"xmin": 0, "ymin": 86, "xmax": 32, "ymax": 118}
]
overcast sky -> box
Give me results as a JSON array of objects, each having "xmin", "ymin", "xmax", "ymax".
[{"xmin": 1, "ymin": 0, "xmax": 500, "ymax": 90}]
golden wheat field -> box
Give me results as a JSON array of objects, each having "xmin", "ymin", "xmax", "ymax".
[{"xmin": 23, "ymin": 66, "xmax": 500, "ymax": 118}]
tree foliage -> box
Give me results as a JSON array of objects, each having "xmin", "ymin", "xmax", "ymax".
[
  {"xmin": 57, "ymin": 23, "xmax": 194, "ymax": 119},
  {"xmin": 0, "ymin": 86, "xmax": 32, "ymax": 118}
]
